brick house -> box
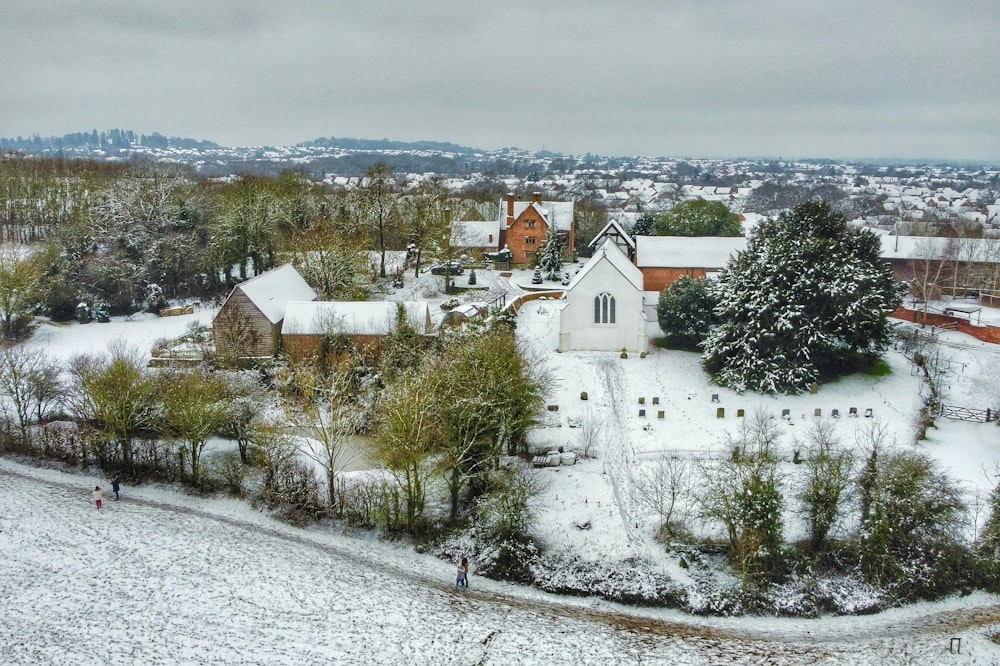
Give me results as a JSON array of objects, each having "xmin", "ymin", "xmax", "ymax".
[
  {"xmin": 450, "ymin": 193, "xmax": 575, "ymax": 265},
  {"xmin": 501, "ymin": 193, "xmax": 575, "ymax": 264}
]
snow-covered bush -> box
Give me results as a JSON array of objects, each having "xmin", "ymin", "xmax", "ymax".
[
  {"xmin": 75, "ymin": 302, "xmax": 91, "ymax": 324},
  {"xmin": 532, "ymin": 554, "xmax": 686, "ymax": 607},
  {"xmin": 94, "ymin": 300, "xmax": 111, "ymax": 323},
  {"xmin": 471, "ymin": 467, "xmax": 540, "ymax": 583},
  {"xmin": 697, "ymin": 411, "xmax": 786, "ymax": 585},
  {"xmin": 144, "ymin": 282, "xmax": 166, "ymax": 313},
  {"xmin": 857, "ymin": 449, "xmax": 970, "ymax": 600}
]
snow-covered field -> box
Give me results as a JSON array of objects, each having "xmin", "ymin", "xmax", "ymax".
[
  {"xmin": 3, "ymin": 267, "xmax": 1000, "ymax": 663},
  {"xmin": 4, "ymin": 458, "xmax": 1000, "ymax": 665}
]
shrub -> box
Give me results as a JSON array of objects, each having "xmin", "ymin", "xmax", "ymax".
[{"xmin": 472, "ymin": 466, "xmax": 540, "ymax": 583}]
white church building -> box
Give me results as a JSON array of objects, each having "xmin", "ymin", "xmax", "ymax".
[{"xmin": 558, "ymin": 235, "xmax": 650, "ymax": 353}]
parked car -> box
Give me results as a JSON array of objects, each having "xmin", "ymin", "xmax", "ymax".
[{"xmin": 430, "ymin": 261, "xmax": 464, "ymax": 275}]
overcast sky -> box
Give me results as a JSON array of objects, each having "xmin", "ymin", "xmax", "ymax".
[{"xmin": 2, "ymin": 1, "xmax": 998, "ymax": 161}]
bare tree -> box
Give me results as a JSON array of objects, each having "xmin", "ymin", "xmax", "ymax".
[
  {"xmin": 634, "ymin": 454, "xmax": 690, "ymax": 536},
  {"xmin": 291, "ymin": 368, "xmax": 363, "ymax": 516},
  {"xmin": 399, "ymin": 179, "xmax": 448, "ymax": 278},
  {"xmin": 159, "ymin": 366, "xmax": 232, "ymax": 486},
  {"xmin": 353, "ymin": 165, "xmax": 399, "ymax": 278},
  {"xmin": 218, "ymin": 370, "xmax": 271, "ymax": 464},
  {"xmin": 66, "ymin": 341, "xmax": 158, "ymax": 473},
  {"xmin": 0, "ymin": 345, "xmax": 58, "ymax": 443},
  {"xmin": 795, "ymin": 419, "xmax": 854, "ymax": 554},
  {"xmin": 574, "ymin": 405, "xmax": 604, "ymax": 459},
  {"xmin": 283, "ymin": 226, "xmax": 367, "ymax": 301}
]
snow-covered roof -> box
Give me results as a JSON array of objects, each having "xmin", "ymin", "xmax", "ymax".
[
  {"xmin": 282, "ymin": 301, "xmax": 431, "ymax": 336},
  {"xmin": 500, "ymin": 198, "xmax": 574, "ymax": 232},
  {"xmin": 566, "ymin": 238, "xmax": 644, "ymax": 292},
  {"xmin": 879, "ymin": 235, "xmax": 1000, "ymax": 263},
  {"xmin": 451, "ymin": 220, "xmax": 501, "ymax": 248},
  {"xmin": 634, "ymin": 236, "xmax": 746, "ymax": 269},
  {"xmin": 235, "ymin": 264, "xmax": 317, "ymax": 324}
]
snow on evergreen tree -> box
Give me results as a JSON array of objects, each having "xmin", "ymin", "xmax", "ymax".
[
  {"xmin": 536, "ymin": 227, "xmax": 565, "ymax": 280},
  {"xmin": 656, "ymin": 276, "xmax": 718, "ymax": 350},
  {"xmin": 702, "ymin": 201, "xmax": 904, "ymax": 394}
]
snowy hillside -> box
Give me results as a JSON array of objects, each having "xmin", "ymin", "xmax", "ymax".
[{"xmin": 3, "ymin": 458, "xmax": 1000, "ymax": 665}]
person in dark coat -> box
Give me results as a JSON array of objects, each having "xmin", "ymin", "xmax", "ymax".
[{"xmin": 111, "ymin": 478, "xmax": 121, "ymax": 500}]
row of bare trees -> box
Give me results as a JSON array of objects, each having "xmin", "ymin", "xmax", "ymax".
[{"xmin": 0, "ymin": 340, "xmax": 264, "ymax": 485}]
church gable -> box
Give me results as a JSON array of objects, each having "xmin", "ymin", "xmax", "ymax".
[{"xmin": 558, "ymin": 239, "xmax": 647, "ymax": 353}]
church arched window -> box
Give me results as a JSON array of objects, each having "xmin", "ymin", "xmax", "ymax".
[{"xmin": 594, "ymin": 293, "xmax": 615, "ymax": 324}]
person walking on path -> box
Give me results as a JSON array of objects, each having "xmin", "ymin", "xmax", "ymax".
[
  {"xmin": 93, "ymin": 486, "xmax": 102, "ymax": 510},
  {"xmin": 111, "ymin": 478, "xmax": 120, "ymax": 500},
  {"xmin": 461, "ymin": 555, "xmax": 470, "ymax": 590},
  {"xmin": 454, "ymin": 557, "xmax": 468, "ymax": 591}
]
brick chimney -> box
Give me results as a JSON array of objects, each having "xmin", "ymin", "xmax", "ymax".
[
  {"xmin": 532, "ymin": 191, "xmax": 542, "ymax": 204},
  {"xmin": 506, "ymin": 194, "xmax": 515, "ymax": 227}
]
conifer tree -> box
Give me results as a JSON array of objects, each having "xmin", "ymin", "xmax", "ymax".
[
  {"xmin": 537, "ymin": 226, "xmax": 565, "ymax": 280},
  {"xmin": 702, "ymin": 201, "xmax": 904, "ymax": 394}
]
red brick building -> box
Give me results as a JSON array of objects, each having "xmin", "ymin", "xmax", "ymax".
[{"xmin": 500, "ymin": 193, "xmax": 575, "ymax": 265}]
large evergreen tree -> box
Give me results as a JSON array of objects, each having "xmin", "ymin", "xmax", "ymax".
[{"xmin": 702, "ymin": 201, "xmax": 904, "ymax": 394}]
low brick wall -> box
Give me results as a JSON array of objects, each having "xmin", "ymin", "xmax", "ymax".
[
  {"xmin": 509, "ymin": 291, "xmax": 564, "ymax": 314},
  {"xmin": 892, "ymin": 307, "xmax": 1000, "ymax": 344}
]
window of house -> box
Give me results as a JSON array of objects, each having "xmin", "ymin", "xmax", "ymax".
[
  {"xmin": 525, "ymin": 251, "xmax": 536, "ymax": 259},
  {"xmin": 594, "ymin": 293, "xmax": 616, "ymax": 324},
  {"xmin": 525, "ymin": 220, "xmax": 536, "ymax": 228},
  {"xmin": 525, "ymin": 237, "xmax": 536, "ymax": 245}
]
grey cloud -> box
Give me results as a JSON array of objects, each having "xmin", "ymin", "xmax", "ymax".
[{"xmin": 1, "ymin": 0, "xmax": 997, "ymax": 159}]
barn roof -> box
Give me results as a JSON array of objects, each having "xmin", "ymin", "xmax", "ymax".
[
  {"xmin": 235, "ymin": 264, "xmax": 317, "ymax": 324},
  {"xmin": 282, "ymin": 301, "xmax": 431, "ymax": 336},
  {"xmin": 451, "ymin": 220, "xmax": 502, "ymax": 248}
]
